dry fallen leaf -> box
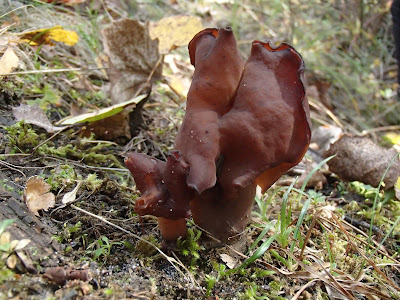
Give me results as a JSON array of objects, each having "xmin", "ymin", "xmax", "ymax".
[
  {"xmin": 13, "ymin": 104, "xmax": 67, "ymax": 133},
  {"xmin": 149, "ymin": 15, "xmax": 203, "ymax": 54},
  {"xmin": 24, "ymin": 176, "xmax": 56, "ymax": 216},
  {"xmin": 220, "ymin": 253, "xmax": 238, "ymax": 269},
  {"xmin": 19, "ymin": 26, "xmax": 79, "ymax": 46},
  {"xmin": 6, "ymin": 254, "xmax": 17, "ymax": 269},
  {"xmin": 102, "ymin": 19, "xmax": 162, "ymax": 104},
  {"xmin": 0, "ymin": 47, "xmax": 19, "ymax": 75},
  {"xmin": 62, "ymin": 182, "xmax": 82, "ymax": 205}
]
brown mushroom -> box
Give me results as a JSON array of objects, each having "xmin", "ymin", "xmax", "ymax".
[
  {"xmin": 125, "ymin": 151, "xmax": 192, "ymax": 241},
  {"xmin": 125, "ymin": 28, "xmax": 310, "ymax": 243},
  {"xmin": 190, "ymin": 41, "xmax": 311, "ymax": 242}
]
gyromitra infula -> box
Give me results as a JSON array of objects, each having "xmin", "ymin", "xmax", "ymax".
[{"xmin": 125, "ymin": 27, "xmax": 311, "ymax": 243}]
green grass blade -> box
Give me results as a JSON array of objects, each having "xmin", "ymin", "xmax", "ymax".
[
  {"xmin": 233, "ymin": 234, "xmax": 277, "ymax": 272},
  {"xmin": 290, "ymin": 197, "xmax": 312, "ymax": 254},
  {"xmin": 248, "ymin": 222, "xmax": 275, "ymax": 253},
  {"xmin": 281, "ymin": 179, "xmax": 297, "ymax": 233}
]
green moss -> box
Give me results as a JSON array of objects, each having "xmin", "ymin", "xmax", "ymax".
[{"xmin": 4, "ymin": 121, "xmax": 42, "ymax": 152}]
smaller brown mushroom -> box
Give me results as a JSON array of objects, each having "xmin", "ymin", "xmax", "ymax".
[{"xmin": 125, "ymin": 151, "xmax": 192, "ymax": 241}]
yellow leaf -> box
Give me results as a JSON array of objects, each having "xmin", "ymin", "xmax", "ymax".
[
  {"xmin": 149, "ymin": 16, "xmax": 203, "ymax": 54},
  {"xmin": 395, "ymin": 177, "xmax": 400, "ymax": 200},
  {"xmin": 384, "ymin": 132, "xmax": 400, "ymax": 145},
  {"xmin": 19, "ymin": 26, "xmax": 79, "ymax": 46},
  {"xmin": 0, "ymin": 47, "xmax": 19, "ymax": 75}
]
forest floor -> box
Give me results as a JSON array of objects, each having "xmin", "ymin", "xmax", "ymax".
[{"xmin": 1, "ymin": 1, "xmax": 400, "ymax": 299}]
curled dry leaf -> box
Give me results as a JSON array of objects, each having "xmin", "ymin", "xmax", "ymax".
[
  {"xmin": 62, "ymin": 182, "xmax": 82, "ymax": 205},
  {"xmin": 24, "ymin": 176, "xmax": 56, "ymax": 216},
  {"xmin": 13, "ymin": 104, "xmax": 67, "ymax": 133},
  {"xmin": 220, "ymin": 253, "xmax": 237, "ymax": 269},
  {"xmin": 0, "ymin": 47, "xmax": 19, "ymax": 75},
  {"xmin": 6, "ymin": 254, "xmax": 17, "ymax": 269},
  {"xmin": 325, "ymin": 135, "xmax": 400, "ymax": 189}
]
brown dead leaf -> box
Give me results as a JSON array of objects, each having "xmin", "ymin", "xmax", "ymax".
[
  {"xmin": 81, "ymin": 110, "xmax": 131, "ymax": 140},
  {"xmin": 13, "ymin": 104, "xmax": 67, "ymax": 133},
  {"xmin": 0, "ymin": 47, "xmax": 19, "ymax": 75},
  {"xmin": 102, "ymin": 19, "xmax": 162, "ymax": 105},
  {"xmin": 149, "ymin": 15, "xmax": 203, "ymax": 54},
  {"xmin": 24, "ymin": 176, "xmax": 56, "ymax": 216},
  {"xmin": 325, "ymin": 135, "xmax": 400, "ymax": 189}
]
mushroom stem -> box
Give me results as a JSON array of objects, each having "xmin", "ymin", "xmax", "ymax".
[{"xmin": 157, "ymin": 217, "xmax": 188, "ymax": 242}]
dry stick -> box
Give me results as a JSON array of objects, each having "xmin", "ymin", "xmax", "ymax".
[
  {"xmin": 0, "ymin": 67, "xmax": 107, "ymax": 76},
  {"xmin": 132, "ymin": 55, "xmax": 164, "ymax": 99},
  {"xmin": 0, "ymin": 153, "xmax": 30, "ymax": 158},
  {"xmin": 0, "ymin": 160, "xmax": 27, "ymax": 180},
  {"xmin": 308, "ymin": 98, "xmax": 344, "ymax": 129},
  {"xmin": 0, "ymin": 4, "xmax": 33, "ymax": 19},
  {"xmin": 69, "ymin": 204, "xmax": 197, "ymax": 287},
  {"xmin": 299, "ymin": 210, "xmax": 321, "ymax": 261},
  {"xmin": 170, "ymin": 252, "xmax": 199, "ymax": 298},
  {"xmin": 44, "ymin": 156, "xmax": 129, "ymax": 173},
  {"xmin": 361, "ymin": 125, "xmax": 400, "ymax": 135},
  {"xmin": 291, "ymin": 279, "xmax": 318, "ymax": 300},
  {"xmin": 32, "ymin": 127, "xmax": 70, "ymax": 153},
  {"xmin": 331, "ymin": 213, "xmax": 400, "ymax": 292}
]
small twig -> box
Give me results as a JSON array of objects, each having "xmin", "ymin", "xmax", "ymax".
[
  {"xmin": 299, "ymin": 210, "xmax": 321, "ymax": 260},
  {"xmin": 0, "ymin": 153, "xmax": 31, "ymax": 158},
  {"xmin": 291, "ymin": 279, "xmax": 318, "ymax": 300},
  {"xmin": 44, "ymin": 156, "xmax": 129, "ymax": 172},
  {"xmin": 0, "ymin": 4, "xmax": 33, "ymax": 19},
  {"xmin": 0, "ymin": 160, "xmax": 27, "ymax": 180},
  {"xmin": 361, "ymin": 125, "xmax": 400, "ymax": 135},
  {"xmin": 0, "ymin": 67, "xmax": 107, "ymax": 76},
  {"xmin": 32, "ymin": 127, "xmax": 70, "ymax": 153},
  {"xmin": 132, "ymin": 55, "xmax": 164, "ymax": 99},
  {"xmin": 344, "ymin": 215, "xmax": 384, "ymax": 237},
  {"xmin": 170, "ymin": 251, "xmax": 202, "ymax": 293}
]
